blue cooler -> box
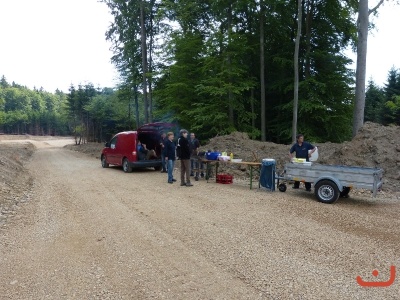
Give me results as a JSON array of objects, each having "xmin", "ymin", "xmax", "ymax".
[
  {"xmin": 205, "ymin": 152, "xmax": 221, "ymax": 160},
  {"xmin": 259, "ymin": 158, "xmax": 276, "ymax": 191}
]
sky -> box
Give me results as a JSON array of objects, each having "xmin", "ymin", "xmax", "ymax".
[
  {"xmin": 0, "ymin": 0, "xmax": 399, "ymax": 93},
  {"xmin": 0, "ymin": 0, "xmax": 118, "ymax": 93}
]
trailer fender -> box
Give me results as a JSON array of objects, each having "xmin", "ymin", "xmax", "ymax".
[{"xmin": 314, "ymin": 176, "xmax": 342, "ymax": 191}]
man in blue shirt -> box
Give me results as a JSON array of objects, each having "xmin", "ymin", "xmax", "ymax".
[{"xmin": 289, "ymin": 134, "xmax": 316, "ymax": 191}]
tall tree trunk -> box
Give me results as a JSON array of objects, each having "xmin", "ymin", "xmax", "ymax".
[
  {"xmin": 251, "ymin": 89, "xmax": 255, "ymax": 134},
  {"xmin": 140, "ymin": 0, "xmax": 149, "ymax": 124},
  {"xmin": 260, "ymin": 0, "xmax": 266, "ymax": 142},
  {"xmin": 352, "ymin": 0, "xmax": 384, "ymax": 137},
  {"xmin": 292, "ymin": 0, "xmax": 302, "ymax": 143},
  {"xmin": 304, "ymin": 0, "xmax": 313, "ymax": 79},
  {"xmin": 227, "ymin": 3, "xmax": 234, "ymax": 125},
  {"xmin": 134, "ymin": 85, "xmax": 140, "ymax": 129},
  {"xmin": 148, "ymin": 0, "xmax": 155, "ymax": 123},
  {"xmin": 352, "ymin": 0, "xmax": 368, "ymax": 137}
]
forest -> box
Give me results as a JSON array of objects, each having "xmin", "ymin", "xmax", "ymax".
[{"xmin": 1, "ymin": 0, "xmax": 399, "ymax": 144}]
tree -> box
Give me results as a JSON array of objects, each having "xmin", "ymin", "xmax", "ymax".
[
  {"xmin": 0, "ymin": 75, "xmax": 10, "ymax": 88},
  {"xmin": 382, "ymin": 67, "xmax": 400, "ymax": 124},
  {"xmin": 140, "ymin": 0, "xmax": 149, "ymax": 123},
  {"xmin": 352, "ymin": 0, "xmax": 385, "ymax": 137},
  {"xmin": 292, "ymin": 0, "xmax": 302, "ymax": 143},
  {"xmin": 103, "ymin": 0, "xmax": 160, "ymax": 125},
  {"xmin": 365, "ymin": 79, "xmax": 385, "ymax": 123},
  {"xmin": 259, "ymin": 0, "xmax": 266, "ymax": 141}
]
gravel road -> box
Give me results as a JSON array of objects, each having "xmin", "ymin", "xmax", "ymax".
[{"xmin": 0, "ymin": 138, "xmax": 399, "ymax": 299}]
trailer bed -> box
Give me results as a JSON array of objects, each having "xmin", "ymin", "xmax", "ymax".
[{"xmin": 281, "ymin": 162, "xmax": 383, "ymax": 203}]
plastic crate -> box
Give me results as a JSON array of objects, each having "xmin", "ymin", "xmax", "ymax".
[{"xmin": 216, "ymin": 174, "xmax": 233, "ymax": 184}]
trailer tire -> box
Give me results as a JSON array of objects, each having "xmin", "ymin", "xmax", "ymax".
[
  {"xmin": 278, "ymin": 183, "xmax": 287, "ymax": 192},
  {"xmin": 340, "ymin": 187, "xmax": 351, "ymax": 198},
  {"xmin": 314, "ymin": 180, "xmax": 339, "ymax": 204}
]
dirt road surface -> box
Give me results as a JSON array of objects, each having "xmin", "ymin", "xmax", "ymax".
[{"xmin": 1, "ymin": 137, "xmax": 399, "ymax": 299}]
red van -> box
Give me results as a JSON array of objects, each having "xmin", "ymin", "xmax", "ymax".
[{"xmin": 101, "ymin": 122, "xmax": 175, "ymax": 173}]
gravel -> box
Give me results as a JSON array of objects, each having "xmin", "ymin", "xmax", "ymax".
[{"xmin": 0, "ymin": 137, "xmax": 399, "ymax": 299}]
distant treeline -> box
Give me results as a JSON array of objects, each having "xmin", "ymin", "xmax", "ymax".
[{"xmin": 0, "ymin": 70, "xmax": 399, "ymax": 144}]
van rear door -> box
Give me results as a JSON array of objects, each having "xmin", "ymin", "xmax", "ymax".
[
  {"xmin": 138, "ymin": 122, "xmax": 175, "ymax": 157},
  {"xmin": 137, "ymin": 122, "xmax": 175, "ymax": 134}
]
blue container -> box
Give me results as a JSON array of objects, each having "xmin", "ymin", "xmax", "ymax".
[
  {"xmin": 259, "ymin": 159, "xmax": 276, "ymax": 191},
  {"xmin": 206, "ymin": 152, "xmax": 221, "ymax": 160}
]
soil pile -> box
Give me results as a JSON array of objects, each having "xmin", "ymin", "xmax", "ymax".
[
  {"xmin": 202, "ymin": 122, "xmax": 400, "ymax": 192},
  {"xmin": 0, "ymin": 142, "xmax": 35, "ymax": 224}
]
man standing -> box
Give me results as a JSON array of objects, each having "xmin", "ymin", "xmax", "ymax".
[
  {"xmin": 164, "ymin": 132, "xmax": 176, "ymax": 184},
  {"xmin": 189, "ymin": 132, "xmax": 200, "ymax": 177},
  {"xmin": 177, "ymin": 129, "xmax": 193, "ymax": 187},
  {"xmin": 159, "ymin": 132, "xmax": 168, "ymax": 173},
  {"xmin": 289, "ymin": 134, "xmax": 316, "ymax": 191}
]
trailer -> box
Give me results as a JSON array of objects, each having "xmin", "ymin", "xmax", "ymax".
[{"xmin": 277, "ymin": 162, "xmax": 383, "ymax": 204}]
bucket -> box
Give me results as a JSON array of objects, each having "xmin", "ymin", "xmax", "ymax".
[{"xmin": 309, "ymin": 146, "xmax": 318, "ymax": 162}]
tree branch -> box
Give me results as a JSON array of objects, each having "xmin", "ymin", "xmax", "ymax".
[{"xmin": 369, "ymin": 0, "xmax": 385, "ymax": 15}]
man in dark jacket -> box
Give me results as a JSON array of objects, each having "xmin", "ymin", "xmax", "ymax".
[
  {"xmin": 164, "ymin": 132, "xmax": 177, "ymax": 184},
  {"xmin": 189, "ymin": 132, "xmax": 200, "ymax": 177},
  {"xmin": 177, "ymin": 129, "xmax": 193, "ymax": 186},
  {"xmin": 159, "ymin": 132, "xmax": 168, "ymax": 173},
  {"xmin": 289, "ymin": 134, "xmax": 316, "ymax": 191}
]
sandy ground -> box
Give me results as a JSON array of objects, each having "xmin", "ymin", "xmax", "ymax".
[{"xmin": 0, "ymin": 136, "xmax": 399, "ymax": 299}]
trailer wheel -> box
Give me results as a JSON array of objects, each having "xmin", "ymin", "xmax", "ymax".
[
  {"xmin": 278, "ymin": 183, "xmax": 287, "ymax": 192},
  {"xmin": 340, "ymin": 187, "xmax": 351, "ymax": 198},
  {"xmin": 314, "ymin": 180, "xmax": 339, "ymax": 204}
]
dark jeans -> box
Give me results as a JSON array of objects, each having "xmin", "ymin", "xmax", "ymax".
[
  {"xmin": 190, "ymin": 157, "xmax": 204, "ymax": 176},
  {"xmin": 161, "ymin": 153, "xmax": 166, "ymax": 171}
]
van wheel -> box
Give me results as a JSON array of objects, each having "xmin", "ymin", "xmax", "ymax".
[
  {"xmin": 154, "ymin": 166, "xmax": 161, "ymax": 171},
  {"xmin": 101, "ymin": 155, "xmax": 109, "ymax": 168},
  {"xmin": 314, "ymin": 180, "xmax": 339, "ymax": 204},
  {"xmin": 122, "ymin": 158, "xmax": 132, "ymax": 173}
]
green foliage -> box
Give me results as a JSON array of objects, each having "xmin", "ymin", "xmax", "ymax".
[
  {"xmin": 381, "ymin": 68, "xmax": 400, "ymax": 125},
  {"xmin": 365, "ymin": 79, "xmax": 385, "ymax": 123},
  {"xmin": 383, "ymin": 96, "xmax": 400, "ymax": 125}
]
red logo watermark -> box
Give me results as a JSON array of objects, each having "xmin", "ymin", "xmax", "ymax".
[{"xmin": 357, "ymin": 265, "xmax": 396, "ymax": 287}]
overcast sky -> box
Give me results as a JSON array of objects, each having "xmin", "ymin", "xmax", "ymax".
[{"xmin": 0, "ymin": 0, "xmax": 399, "ymax": 93}]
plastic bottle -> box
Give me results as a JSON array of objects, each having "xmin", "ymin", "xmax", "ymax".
[{"xmin": 230, "ymin": 152, "xmax": 233, "ymax": 160}]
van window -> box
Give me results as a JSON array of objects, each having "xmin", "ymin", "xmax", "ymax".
[{"xmin": 110, "ymin": 136, "xmax": 118, "ymax": 149}]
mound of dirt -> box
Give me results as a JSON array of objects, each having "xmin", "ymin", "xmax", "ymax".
[
  {"xmin": 204, "ymin": 122, "xmax": 400, "ymax": 192},
  {"xmin": 0, "ymin": 142, "xmax": 35, "ymax": 224}
]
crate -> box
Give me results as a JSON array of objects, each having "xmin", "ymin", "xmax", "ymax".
[{"xmin": 216, "ymin": 174, "xmax": 233, "ymax": 184}]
